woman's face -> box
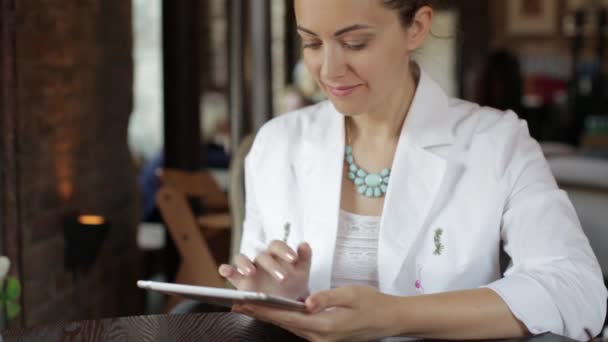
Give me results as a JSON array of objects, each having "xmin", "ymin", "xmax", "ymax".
[{"xmin": 294, "ymin": 0, "xmax": 425, "ymax": 116}]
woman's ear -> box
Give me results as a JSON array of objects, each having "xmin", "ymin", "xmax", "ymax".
[{"xmin": 407, "ymin": 6, "xmax": 433, "ymax": 52}]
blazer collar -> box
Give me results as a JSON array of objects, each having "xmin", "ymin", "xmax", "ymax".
[
  {"xmin": 304, "ymin": 68, "xmax": 456, "ymax": 150},
  {"xmin": 401, "ymin": 68, "xmax": 455, "ymax": 148}
]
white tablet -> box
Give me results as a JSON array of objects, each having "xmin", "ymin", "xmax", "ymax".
[{"xmin": 137, "ymin": 280, "xmax": 307, "ymax": 312}]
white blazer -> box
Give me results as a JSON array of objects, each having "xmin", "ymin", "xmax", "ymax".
[{"xmin": 240, "ymin": 69, "xmax": 607, "ymax": 340}]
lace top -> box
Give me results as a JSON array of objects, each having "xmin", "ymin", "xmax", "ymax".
[{"xmin": 331, "ymin": 209, "xmax": 381, "ymax": 289}]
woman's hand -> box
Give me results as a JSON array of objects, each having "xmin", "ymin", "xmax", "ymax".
[
  {"xmin": 232, "ymin": 285, "xmax": 402, "ymax": 342},
  {"xmin": 218, "ymin": 241, "xmax": 312, "ymax": 299}
]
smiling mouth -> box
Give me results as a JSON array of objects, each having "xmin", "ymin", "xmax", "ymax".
[{"xmin": 326, "ymin": 84, "xmax": 361, "ymax": 97}]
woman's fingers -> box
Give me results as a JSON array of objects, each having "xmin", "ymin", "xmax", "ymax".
[
  {"xmin": 218, "ymin": 254, "xmax": 257, "ymax": 289},
  {"xmin": 218, "ymin": 264, "xmax": 243, "ymax": 288},
  {"xmin": 233, "ymin": 254, "xmax": 257, "ymax": 276},
  {"xmin": 222, "ymin": 243, "xmax": 310, "ymax": 292},
  {"xmin": 255, "ymin": 251, "xmax": 289, "ymax": 282},
  {"xmin": 267, "ymin": 240, "xmax": 298, "ymax": 264},
  {"xmin": 295, "ymin": 242, "xmax": 312, "ymax": 269},
  {"xmin": 305, "ymin": 286, "xmax": 358, "ymax": 313}
]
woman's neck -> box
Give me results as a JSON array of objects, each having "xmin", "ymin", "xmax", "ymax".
[{"xmin": 346, "ymin": 67, "xmax": 418, "ymax": 147}]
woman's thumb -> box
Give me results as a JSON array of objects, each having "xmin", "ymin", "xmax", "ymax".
[{"xmin": 296, "ymin": 242, "xmax": 312, "ymax": 267}]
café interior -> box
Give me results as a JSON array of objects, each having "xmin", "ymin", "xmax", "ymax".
[{"xmin": 0, "ymin": 0, "xmax": 607, "ymax": 340}]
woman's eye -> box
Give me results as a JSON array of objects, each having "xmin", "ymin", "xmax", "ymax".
[
  {"xmin": 344, "ymin": 42, "xmax": 366, "ymax": 51},
  {"xmin": 302, "ymin": 41, "xmax": 321, "ymax": 50}
]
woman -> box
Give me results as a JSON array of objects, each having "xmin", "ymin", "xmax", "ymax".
[{"xmin": 218, "ymin": 0, "xmax": 607, "ymax": 340}]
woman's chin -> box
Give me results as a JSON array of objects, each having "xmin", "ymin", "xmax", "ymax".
[{"xmin": 330, "ymin": 100, "xmax": 366, "ymax": 116}]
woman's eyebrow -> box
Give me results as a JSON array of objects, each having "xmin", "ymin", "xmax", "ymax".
[{"xmin": 297, "ymin": 24, "xmax": 373, "ymax": 37}]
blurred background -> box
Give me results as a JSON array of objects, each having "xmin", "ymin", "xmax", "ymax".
[{"xmin": 0, "ymin": 0, "xmax": 607, "ymax": 331}]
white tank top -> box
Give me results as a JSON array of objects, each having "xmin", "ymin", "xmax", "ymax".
[{"xmin": 331, "ymin": 209, "xmax": 381, "ymax": 289}]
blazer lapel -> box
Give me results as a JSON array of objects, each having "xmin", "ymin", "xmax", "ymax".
[
  {"xmin": 378, "ymin": 70, "xmax": 467, "ymax": 291},
  {"xmin": 295, "ymin": 103, "xmax": 345, "ymax": 293},
  {"xmin": 378, "ymin": 141, "xmax": 449, "ymax": 292}
]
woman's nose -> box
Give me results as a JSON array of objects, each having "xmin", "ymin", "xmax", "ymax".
[{"xmin": 320, "ymin": 47, "xmax": 346, "ymax": 80}]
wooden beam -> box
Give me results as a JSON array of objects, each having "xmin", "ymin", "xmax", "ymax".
[
  {"xmin": 0, "ymin": 0, "xmax": 25, "ymax": 327},
  {"xmin": 229, "ymin": 0, "xmax": 246, "ymax": 150},
  {"xmin": 162, "ymin": 0, "xmax": 203, "ymax": 170},
  {"xmin": 250, "ymin": 0, "xmax": 273, "ymax": 131}
]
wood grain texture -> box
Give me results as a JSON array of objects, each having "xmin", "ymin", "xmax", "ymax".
[
  {"xmin": 1, "ymin": 312, "xmax": 579, "ymax": 342},
  {"xmin": 2, "ymin": 313, "xmax": 305, "ymax": 342}
]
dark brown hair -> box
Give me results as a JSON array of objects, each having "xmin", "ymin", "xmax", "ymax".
[{"xmin": 381, "ymin": 0, "xmax": 436, "ymax": 27}]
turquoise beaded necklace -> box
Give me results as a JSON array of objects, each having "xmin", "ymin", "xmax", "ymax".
[{"xmin": 344, "ymin": 122, "xmax": 391, "ymax": 198}]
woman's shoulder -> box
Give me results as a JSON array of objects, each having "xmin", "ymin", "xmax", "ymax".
[
  {"xmin": 447, "ymin": 97, "xmax": 528, "ymax": 144},
  {"xmin": 254, "ymin": 101, "xmax": 334, "ymax": 143},
  {"xmin": 264, "ymin": 101, "xmax": 332, "ymax": 132},
  {"xmin": 247, "ymin": 101, "xmax": 335, "ymax": 158},
  {"xmin": 447, "ymin": 98, "xmax": 543, "ymax": 178}
]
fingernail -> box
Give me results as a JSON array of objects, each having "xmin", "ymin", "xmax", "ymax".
[
  {"xmin": 286, "ymin": 252, "xmax": 296, "ymax": 262},
  {"xmin": 245, "ymin": 266, "xmax": 255, "ymax": 275},
  {"xmin": 274, "ymin": 271, "xmax": 285, "ymax": 281}
]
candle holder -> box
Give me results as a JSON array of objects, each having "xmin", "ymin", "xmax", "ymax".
[{"xmin": 63, "ymin": 213, "xmax": 109, "ymax": 273}]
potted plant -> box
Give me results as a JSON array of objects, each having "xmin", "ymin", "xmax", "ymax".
[{"xmin": 0, "ymin": 256, "xmax": 20, "ymax": 320}]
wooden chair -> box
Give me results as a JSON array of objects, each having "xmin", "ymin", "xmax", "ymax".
[
  {"xmin": 155, "ymin": 169, "xmax": 231, "ymax": 301},
  {"xmin": 156, "ymin": 135, "xmax": 255, "ymax": 311}
]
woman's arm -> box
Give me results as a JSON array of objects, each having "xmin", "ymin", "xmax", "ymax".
[
  {"xmin": 484, "ymin": 114, "xmax": 607, "ymax": 339},
  {"xmin": 384, "ymin": 288, "xmax": 528, "ymax": 339},
  {"xmin": 233, "ymin": 285, "xmax": 528, "ymax": 341}
]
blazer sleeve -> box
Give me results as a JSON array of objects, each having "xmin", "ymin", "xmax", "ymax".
[
  {"xmin": 483, "ymin": 113, "xmax": 607, "ymax": 341},
  {"xmin": 238, "ymin": 130, "xmax": 267, "ymax": 260}
]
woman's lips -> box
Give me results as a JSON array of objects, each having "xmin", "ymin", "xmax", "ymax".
[{"xmin": 326, "ymin": 84, "xmax": 361, "ymax": 97}]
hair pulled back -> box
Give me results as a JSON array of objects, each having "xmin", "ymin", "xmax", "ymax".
[{"xmin": 381, "ymin": 0, "xmax": 436, "ymax": 27}]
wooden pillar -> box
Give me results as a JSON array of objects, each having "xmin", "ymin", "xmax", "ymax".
[
  {"xmin": 250, "ymin": 0, "xmax": 273, "ymax": 131},
  {"xmin": 285, "ymin": 0, "xmax": 299, "ymax": 85},
  {"xmin": 162, "ymin": 0, "xmax": 203, "ymax": 281},
  {"xmin": 0, "ymin": 0, "xmax": 24, "ymax": 326},
  {"xmin": 229, "ymin": 0, "xmax": 246, "ymax": 150},
  {"xmin": 162, "ymin": 0, "xmax": 203, "ymax": 170}
]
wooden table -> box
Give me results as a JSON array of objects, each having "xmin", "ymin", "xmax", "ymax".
[{"xmin": 2, "ymin": 312, "xmax": 577, "ymax": 341}]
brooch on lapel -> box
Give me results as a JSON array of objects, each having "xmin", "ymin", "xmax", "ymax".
[
  {"xmin": 282, "ymin": 222, "xmax": 291, "ymax": 243},
  {"xmin": 415, "ymin": 264, "xmax": 425, "ymax": 294},
  {"xmin": 433, "ymin": 228, "xmax": 445, "ymax": 256}
]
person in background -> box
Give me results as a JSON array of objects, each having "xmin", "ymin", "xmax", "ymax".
[
  {"xmin": 139, "ymin": 92, "xmax": 231, "ymax": 222},
  {"xmin": 219, "ymin": 0, "xmax": 607, "ymax": 340},
  {"xmin": 476, "ymin": 49, "xmax": 524, "ymax": 117}
]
